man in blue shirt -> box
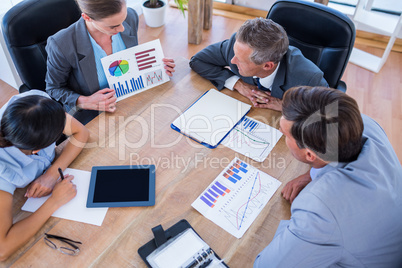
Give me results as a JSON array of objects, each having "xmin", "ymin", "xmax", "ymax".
[{"xmin": 254, "ymin": 86, "xmax": 402, "ymax": 267}]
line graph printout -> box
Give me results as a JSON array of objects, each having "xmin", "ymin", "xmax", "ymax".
[
  {"xmin": 101, "ymin": 39, "xmax": 169, "ymax": 102},
  {"xmin": 192, "ymin": 157, "xmax": 281, "ymax": 238},
  {"xmin": 222, "ymin": 116, "xmax": 283, "ymax": 162},
  {"xmin": 145, "ymin": 69, "xmax": 163, "ymax": 86}
]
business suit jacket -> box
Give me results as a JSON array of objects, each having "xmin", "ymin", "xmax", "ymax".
[
  {"xmin": 45, "ymin": 8, "xmax": 139, "ymax": 124},
  {"xmin": 189, "ymin": 33, "xmax": 328, "ymax": 99},
  {"xmin": 254, "ymin": 115, "xmax": 402, "ymax": 267}
]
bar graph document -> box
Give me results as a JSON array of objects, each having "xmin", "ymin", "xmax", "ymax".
[
  {"xmin": 222, "ymin": 116, "xmax": 282, "ymax": 162},
  {"xmin": 101, "ymin": 39, "xmax": 169, "ymax": 101},
  {"xmin": 192, "ymin": 157, "xmax": 281, "ymax": 238}
]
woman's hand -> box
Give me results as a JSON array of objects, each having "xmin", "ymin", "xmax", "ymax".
[
  {"xmin": 163, "ymin": 58, "xmax": 176, "ymax": 77},
  {"xmin": 48, "ymin": 175, "xmax": 77, "ymax": 207},
  {"xmin": 25, "ymin": 172, "xmax": 58, "ymax": 198},
  {"xmin": 76, "ymin": 88, "xmax": 117, "ymax": 112}
]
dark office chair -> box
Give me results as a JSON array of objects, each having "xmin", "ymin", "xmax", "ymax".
[
  {"xmin": 2, "ymin": 0, "xmax": 81, "ymax": 93},
  {"xmin": 267, "ymin": 0, "xmax": 355, "ymax": 92}
]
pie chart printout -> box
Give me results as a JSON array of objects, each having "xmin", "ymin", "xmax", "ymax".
[
  {"xmin": 101, "ymin": 39, "xmax": 169, "ymax": 101},
  {"xmin": 109, "ymin": 60, "xmax": 129, "ymax": 77}
]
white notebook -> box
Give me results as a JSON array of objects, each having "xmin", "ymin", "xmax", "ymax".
[
  {"xmin": 146, "ymin": 228, "xmax": 226, "ymax": 268},
  {"xmin": 171, "ymin": 89, "xmax": 251, "ymax": 148}
]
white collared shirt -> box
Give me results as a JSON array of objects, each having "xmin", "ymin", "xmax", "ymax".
[{"xmin": 256, "ymin": 62, "xmax": 281, "ymax": 91}]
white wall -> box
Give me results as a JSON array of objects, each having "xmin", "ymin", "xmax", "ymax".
[
  {"xmin": 233, "ymin": 0, "xmax": 275, "ymax": 11},
  {"xmin": 233, "ymin": 0, "xmax": 402, "ymax": 39}
]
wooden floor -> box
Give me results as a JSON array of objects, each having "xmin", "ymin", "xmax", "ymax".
[{"xmin": 1, "ymin": 5, "xmax": 401, "ymax": 163}]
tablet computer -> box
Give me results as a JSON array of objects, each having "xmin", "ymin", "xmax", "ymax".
[{"xmin": 86, "ymin": 165, "xmax": 155, "ymax": 208}]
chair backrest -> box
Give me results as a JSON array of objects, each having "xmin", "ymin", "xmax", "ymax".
[
  {"xmin": 2, "ymin": 0, "xmax": 81, "ymax": 92},
  {"xmin": 267, "ymin": 0, "xmax": 355, "ymax": 89}
]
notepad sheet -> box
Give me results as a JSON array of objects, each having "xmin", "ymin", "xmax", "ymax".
[
  {"xmin": 22, "ymin": 168, "xmax": 108, "ymax": 226},
  {"xmin": 172, "ymin": 89, "xmax": 251, "ymax": 147}
]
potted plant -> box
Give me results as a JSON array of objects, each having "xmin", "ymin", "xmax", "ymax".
[{"xmin": 142, "ymin": 0, "xmax": 187, "ymax": 27}]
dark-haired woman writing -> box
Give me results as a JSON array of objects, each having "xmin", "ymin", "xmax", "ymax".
[{"xmin": 0, "ymin": 90, "xmax": 89, "ymax": 261}]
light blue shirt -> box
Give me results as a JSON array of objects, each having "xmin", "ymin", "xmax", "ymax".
[
  {"xmin": 88, "ymin": 32, "xmax": 126, "ymax": 89},
  {"xmin": 0, "ymin": 90, "xmax": 56, "ymax": 195},
  {"xmin": 254, "ymin": 115, "xmax": 402, "ymax": 267},
  {"xmin": 309, "ymin": 166, "xmax": 324, "ymax": 180}
]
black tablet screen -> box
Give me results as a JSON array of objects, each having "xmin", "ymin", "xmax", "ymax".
[{"xmin": 93, "ymin": 169, "xmax": 150, "ymax": 203}]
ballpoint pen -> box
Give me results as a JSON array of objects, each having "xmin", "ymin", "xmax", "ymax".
[{"xmin": 58, "ymin": 167, "xmax": 65, "ymax": 181}]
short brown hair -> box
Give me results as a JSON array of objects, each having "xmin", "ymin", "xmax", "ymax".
[
  {"xmin": 236, "ymin": 18, "xmax": 289, "ymax": 64},
  {"xmin": 75, "ymin": 0, "xmax": 126, "ymax": 20},
  {"xmin": 282, "ymin": 86, "xmax": 363, "ymax": 162}
]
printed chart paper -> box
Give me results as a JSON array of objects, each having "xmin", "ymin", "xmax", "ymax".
[
  {"xmin": 222, "ymin": 116, "xmax": 282, "ymax": 162},
  {"xmin": 22, "ymin": 168, "xmax": 108, "ymax": 226},
  {"xmin": 192, "ymin": 157, "xmax": 281, "ymax": 238},
  {"xmin": 101, "ymin": 39, "xmax": 169, "ymax": 101}
]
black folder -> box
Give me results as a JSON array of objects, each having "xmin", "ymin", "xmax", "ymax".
[{"xmin": 138, "ymin": 219, "xmax": 229, "ymax": 268}]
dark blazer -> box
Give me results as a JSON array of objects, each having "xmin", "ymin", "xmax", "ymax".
[
  {"xmin": 189, "ymin": 33, "xmax": 328, "ymax": 99},
  {"xmin": 45, "ymin": 8, "xmax": 139, "ymax": 124}
]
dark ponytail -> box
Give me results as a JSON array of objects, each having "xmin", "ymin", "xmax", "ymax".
[
  {"xmin": 0, "ymin": 130, "xmax": 13, "ymax": 148},
  {"xmin": 0, "ymin": 95, "xmax": 66, "ymax": 150}
]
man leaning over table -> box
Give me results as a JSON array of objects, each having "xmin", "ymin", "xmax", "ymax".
[
  {"xmin": 254, "ymin": 86, "xmax": 402, "ymax": 267},
  {"xmin": 189, "ymin": 18, "xmax": 328, "ymax": 111}
]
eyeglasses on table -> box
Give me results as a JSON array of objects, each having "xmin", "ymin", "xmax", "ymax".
[{"xmin": 44, "ymin": 233, "xmax": 82, "ymax": 256}]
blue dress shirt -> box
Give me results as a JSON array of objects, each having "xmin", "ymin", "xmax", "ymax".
[
  {"xmin": 254, "ymin": 115, "xmax": 402, "ymax": 267},
  {"xmin": 88, "ymin": 32, "xmax": 126, "ymax": 90}
]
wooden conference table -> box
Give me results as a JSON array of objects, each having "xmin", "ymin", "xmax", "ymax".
[{"xmin": 7, "ymin": 58, "xmax": 309, "ymax": 267}]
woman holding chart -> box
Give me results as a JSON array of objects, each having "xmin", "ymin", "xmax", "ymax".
[
  {"xmin": 45, "ymin": 0, "xmax": 176, "ymax": 124},
  {"xmin": 0, "ymin": 90, "xmax": 89, "ymax": 260}
]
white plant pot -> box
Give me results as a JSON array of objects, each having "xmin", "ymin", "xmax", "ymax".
[{"xmin": 142, "ymin": 0, "xmax": 167, "ymax": 28}]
